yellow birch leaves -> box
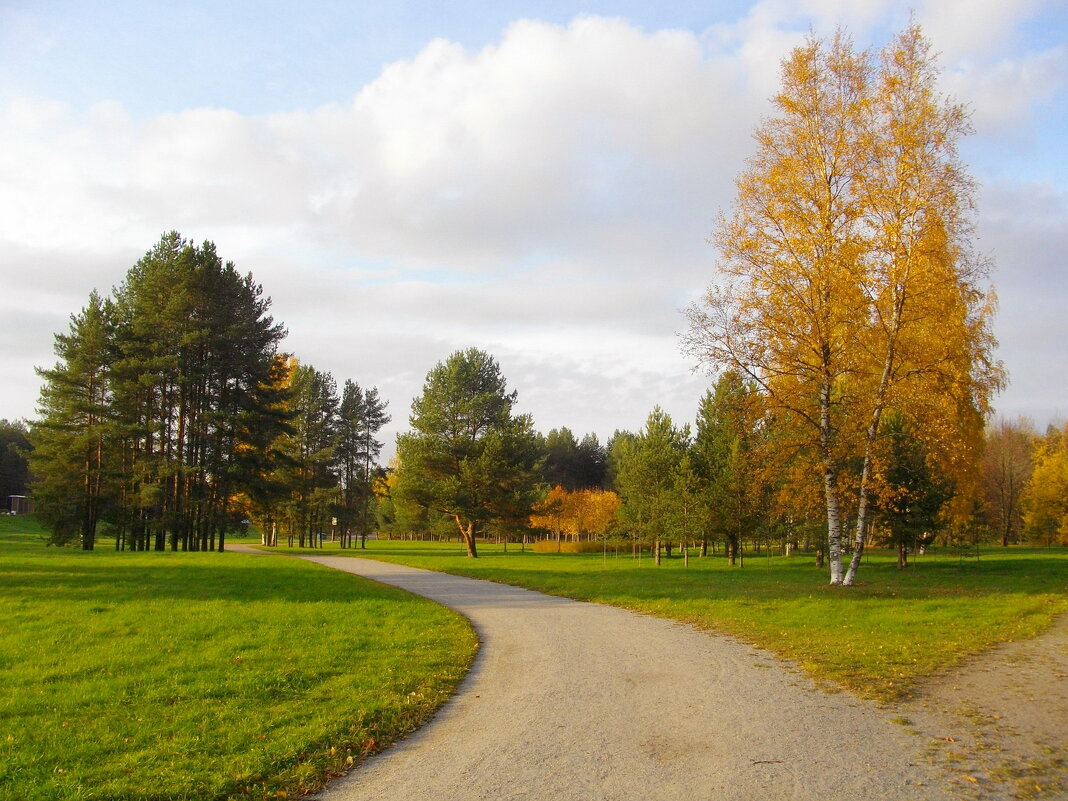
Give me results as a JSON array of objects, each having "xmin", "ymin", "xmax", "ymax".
[{"xmin": 685, "ymin": 24, "xmax": 1003, "ymax": 582}]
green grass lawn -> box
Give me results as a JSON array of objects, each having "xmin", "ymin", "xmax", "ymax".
[
  {"xmin": 274, "ymin": 538, "xmax": 1068, "ymax": 702},
  {"xmin": 0, "ymin": 517, "xmax": 477, "ymax": 801}
]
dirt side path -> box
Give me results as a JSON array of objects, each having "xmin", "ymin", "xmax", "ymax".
[
  {"xmin": 901, "ymin": 612, "xmax": 1068, "ymax": 800},
  {"xmin": 291, "ymin": 554, "xmax": 944, "ymax": 801}
]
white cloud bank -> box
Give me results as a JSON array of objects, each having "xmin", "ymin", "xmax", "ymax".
[{"xmin": 1, "ymin": 6, "xmax": 1065, "ymax": 449}]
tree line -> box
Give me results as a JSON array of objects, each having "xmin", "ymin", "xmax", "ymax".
[
  {"xmin": 377, "ymin": 349, "xmax": 1063, "ymax": 572},
  {"xmin": 374, "ymin": 25, "xmax": 1025, "ymax": 586},
  {"xmin": 982, "ymin": 418, "xmax": 1068, "ymax": 548},
  {"xmin": 0, "ymin": 419, "xmax": 32, "ymax": 505},
  {"xmin": 24, "ymin": 308, "xmax": 1061, "ymax": 564},
  {"xmin": 28, "ymin": 232, "xmax": 391, "ymax": 551},
  {"xmin": 20, "ymin": 23, "xmax": 1056, "ymax": 584}
]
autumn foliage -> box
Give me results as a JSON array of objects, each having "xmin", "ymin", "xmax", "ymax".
[
  {"xmin": 530, "ymin": 486, "xmax": 620, "ymax": 543},
  {"xmin": 685, "ymin": 25, "xmax": 1002, "ymax": 584}
]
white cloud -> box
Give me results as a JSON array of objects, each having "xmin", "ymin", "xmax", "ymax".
[
  {"xmin": 977, "ymin": 179, "xmax": 1068, "ymax": 425},
  {"xmin": 948, "ymin": 45, "xmax": 1066, "ymax": 138},
  {"xmin": 1, "ymin": 7, "xmax": 1064, "ymax": 439},
  {"xmin": 916, "ymin": 0, "xmax": 1046, "ymax": 61}
]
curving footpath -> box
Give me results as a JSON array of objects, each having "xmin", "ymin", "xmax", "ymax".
[{"xmin": 260, "ymin": 553, "xmax": 946, "ymax": 801}]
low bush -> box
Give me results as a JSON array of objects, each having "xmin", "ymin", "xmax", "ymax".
[{"xmin": 531, "ymin": 539, "xmax": 608, "ymax": 554}]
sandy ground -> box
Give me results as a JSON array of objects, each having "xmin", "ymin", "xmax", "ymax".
[
  {"xmin": 901, "ymin": 612, "xmax": 1068, "ymax": 800},
  {"xmin": 289, "ymin": 554, "xmax": 945, "ymax": 801}
]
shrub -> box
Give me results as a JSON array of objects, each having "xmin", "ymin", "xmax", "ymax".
[{"xmin": 531, "ymin": 539, "xmax": 606, "ymax": 554}]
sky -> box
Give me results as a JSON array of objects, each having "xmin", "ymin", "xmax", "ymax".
[{"xmin": 1, "ymin": 0, "xmax": 1065, "ymax": 456}]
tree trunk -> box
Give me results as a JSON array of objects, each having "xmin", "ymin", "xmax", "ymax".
[
  {"xmin": 654, "ymin": 539, "xmax": 661, "ymax": 565},
  {"xmin": 455, "ymin": 516, "xmax": 478, "ymax": 558},
  {"xmin": 843, "ymin": 405, "xmax": 888, "ymax": 586},
  {"xmin": 824, "ymin": 461, "xmax": 844, "ymax": 584},
  {"xmin": 820, "ymin": 373, "xmax": 845, "ymax": 585}
]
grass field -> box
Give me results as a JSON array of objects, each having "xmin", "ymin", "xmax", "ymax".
[
  {"xmin": 273, "ymin": 538, "xmax": 1068, "ymax": 702},
  {"xmin": 7, "ymin": 519, "xmax": 1065, "ymax": 800},
  {"xmin": 0, "ymin": 517, "xmax": 478, "ymax": 801}
]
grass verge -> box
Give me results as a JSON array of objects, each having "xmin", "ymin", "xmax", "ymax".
[
  {"xmin": 0, "ymin": 517, "xmax": 477, "ymax": 801},
  {"xmin": 273, "ymin": 539, "xmax": 1068, "ymax": 702}
]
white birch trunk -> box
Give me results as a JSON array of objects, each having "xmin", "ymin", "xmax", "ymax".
[{"xmin": 820, "ymin": 378, "xmax": 845, "ymax": 585}]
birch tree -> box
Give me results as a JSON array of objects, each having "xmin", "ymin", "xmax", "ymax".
[
  {"xmin": 685, "ymin": 25, "xmax": 1001, "ymax": 585},
  {"xmin": 981, "ymin": 417, "xmax": 1035, "ymax": 546}
]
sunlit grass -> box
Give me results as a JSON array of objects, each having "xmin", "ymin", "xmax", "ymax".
[
  {"xmin": 0, "ymin": 517, "xmax": 477, "ymax": 801},
  {"xmin": 277, "ymin": 538, "xmax": 1068, "ymax": 702}
]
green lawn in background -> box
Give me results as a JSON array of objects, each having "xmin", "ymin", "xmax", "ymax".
[
  {"xmin": 0, "ymin": 517, "xmax": 477, "ymax": 801},
  {"xmin": 276, "ymin": 538, "xmax": 1068, "ymax": 702}
]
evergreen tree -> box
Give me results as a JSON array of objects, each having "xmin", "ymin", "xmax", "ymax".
[
  {"xmin": 542, "ymin": 428, "xmax": 581, "ymax": 490},
  {"xmin": 874, "ymin": 412, "xmax": 951, "ymax": 568},
  {"xmin": 278, "ymin": 363, "xmax": 339, "ymax": 548},
  {"xmin": 395, "ymin": 349, "xmax": 541, "ymax": 558},
  {"xmin": 30, "ymin": 292, "xmax": 116, "ymax": 549},
  {"xmin": 0, "ymin": 419, "xmax": 32, "ymax": 507},
  {"xmin": 234, "ymin": 353, "xmax": 296, "ymax": 548},
  {"xmin": 613, "ymin": 408, "xmax": 690, "ymax": 564},
  {"xmin": 542, "ymin": 429, "xmax": 607, "ymax": 490},
  {"xmin": 692, "ymin": 373, "xmax": 766, "ymax": 566},
  {"xmin": 577, "ymin": 433, "xmax": 608, "ymax": 489},
  {"xmin": 336, "ymin": 380, "xmax": 390, "ymax": 548}
]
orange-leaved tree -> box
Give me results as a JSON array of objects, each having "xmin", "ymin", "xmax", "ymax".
[{"xmin": 685, "ymin": 25, "xmax": 1001, "ymax": 585}]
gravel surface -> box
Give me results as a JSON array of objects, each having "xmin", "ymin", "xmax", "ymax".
[{"xmin": 293, "ymin": 555, "xmax": 944, "ymax": 801}]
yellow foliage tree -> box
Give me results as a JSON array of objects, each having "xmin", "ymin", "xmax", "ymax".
[
  {"xmin": 1022, "ymin": 425, "xmax": 1068, "ymax": 546},
  {"xmin": 685, "ymin": 25, "xmax": 1002, "ymax": 585},
  {"xmin": 564, "ymin": 488, "xmax": 621, "ymax": 541},
  {"xmin": 530, "ymin": 485, "xmax": 570, "ymax": 545},
  {"xmin": 531, "ymin": 486, "xmax": 621, "ymax": 545},
  {"xmin": 981, "ymin": 417, "xmax": 1036, "ymax": 546}
]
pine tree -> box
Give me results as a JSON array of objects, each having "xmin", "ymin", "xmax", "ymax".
[
  {"xmin": 31, "ymin": 292, "xmax": 116, "ymax": 549},
  {"xmin": 278, "ymin": 363, "xmax": 339, "ymax": 548},
  {"xmin": 613, "ymin": 408, "xmax": 690, "ymax": 564},
  {"xmin": 336, "ymin": 380, "xmax": 390, "ymax": 548},
  {"xmin": 396, "ymin": 349, "xmax": 541, "ymax": 557},
  {"xmin": 873, "ymin": 412, "xmax": 951, "ymax": 568},
  {"xmin": 692, "ymin": 373, "xmax": 766, "ymax": 566}
]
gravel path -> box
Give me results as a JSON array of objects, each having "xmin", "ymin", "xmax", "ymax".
[
  {"xmin": 287, "ymin": 554, "xmax": 943, "ymax": 801},
  {"xmin": 901, "ymin": 611, "xmax": 1068, "ymax": 799}
]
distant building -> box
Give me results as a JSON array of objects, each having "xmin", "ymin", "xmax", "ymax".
[{"xmin": 8, "ymin": 495, "xmax": 33, "ymax": 514}]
